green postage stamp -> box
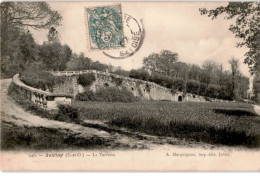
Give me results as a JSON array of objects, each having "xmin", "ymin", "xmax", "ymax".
[{"xmin": 85, "ymin": 4, "xmax": 125, "ymax": 50}]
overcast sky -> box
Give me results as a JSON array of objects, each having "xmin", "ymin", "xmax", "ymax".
[{"xmin": 32, "ymin": 2, "xmax": 251, "ymax": 80}]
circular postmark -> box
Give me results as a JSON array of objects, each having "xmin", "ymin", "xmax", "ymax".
[{"xmin": 102, "ymin": 13, "xmax": 145, "ymax": 59}]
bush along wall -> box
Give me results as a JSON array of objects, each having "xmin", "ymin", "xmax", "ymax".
[
  {"xmin": 20, "ymin": 70, "xmax": 67, "ymax": 92},
  {"xmin": 78, "ymin": 73, "xmax": 96, "ymax": 87},
  {"xmin": 76, "ymin": 87, "xmax": 137, "ymax": 102}
]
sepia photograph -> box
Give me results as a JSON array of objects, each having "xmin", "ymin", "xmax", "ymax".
[{"xmin": 0, "ymin": 1, "xmax": 260, "ymax": 171}]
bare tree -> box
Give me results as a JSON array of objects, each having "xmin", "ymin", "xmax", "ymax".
[
  {"xmin": 228, "ymin": 58, "xmax": 240, "ymax": 100},
  {"xmin": 1, "ymin": 2, "xmax": 62, "ymax": 41}
]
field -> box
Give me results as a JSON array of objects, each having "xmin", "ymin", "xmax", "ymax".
[
  {"xmin": 3, "ymin": 77, "xmax": 260, "ymax": 149},
  {"xmin": 73, "ymin": 101, "xmax": 260, "ymax": 148}
]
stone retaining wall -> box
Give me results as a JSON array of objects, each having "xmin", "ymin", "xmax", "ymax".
[{"xmin": 51, "ymin": 70, "xmax": 206, "ymax": 102}]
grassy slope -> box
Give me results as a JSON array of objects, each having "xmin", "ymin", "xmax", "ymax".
[
  {"xmin": 1, "ymin": 113, "xmax": 109, "ymax": 151},
  {"xmin": 73, "ymin": 101, "xmax": 260, "ymax": 147}
]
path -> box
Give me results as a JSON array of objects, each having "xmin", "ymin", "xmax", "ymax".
[{"xmin": 254, "ymin": 104, "xmax": 260, "ymax": 116}]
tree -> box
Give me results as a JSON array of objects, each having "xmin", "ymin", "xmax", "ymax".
[
  {"xmin": 157, "ymin": 50, "xmax": 179, "ymax": 76},
  {"xmin": 228, "ymin": 58, "xmax": 240, "ymax": 100},
  {"xmin": 172, "ymin": 78, "xmax": 185, "ymax": 91},
  {"xmin": 236, "ymin": 74, "xmax": 249, "ymax": 99},
  {"xmin": 39, "ymin": 42, "xmax": 72, "ymax": 71},
  {"xmin": 218, "ymin": 71, "xmax": 233, "ymax": 100},
  {"xmin": 188, "ymin": 64, "xmax": 202, "ymax": 81},
  {"xmin": 186, "ymin": 80, "xmax": 200, "ymax": 94},
  {"xmin": 143, "ymin": 53, "xmax": 160, "ymax": 74},
  {"xmin": 199, "ymin": 83, "xmax": 207, "ymax": 96},
  {"xmin": 47, "ymin": 27, "xmax": 60, "ymax": 42},
  {"xmin": 1, "ymin": 2, "xmax": 62, "ymax": 40},
  {"xmin": 66, "ymin": 53, "xmax": 93, "ymax": 71},
  {"xmin": 17, "ymin": 31, "xmax": 39, "ymax": 67},
  {"xmin": 143, "ymin": 50, "xmax": 178, "ymax": 76},
  {"xmin": 172, "ymin": 62, "xmax": 189, "ymax": 79},
  {"xmin": 0, "ymin": 2, "xmax": 62, "ymax": 77},
  {"xmin": 253, "ymin": 71, "xmax": 260, "ymax": 103},
  {"xmin": 200, "ymin": 2, "xmax": 260, "ymax": 74},
  {"xmin": 206, "ymin": 84, "xmax": 221, "ymax": 98},
  {"xmin": 201, "ymin": 60, "xmax": 222, "ymax": 85}
]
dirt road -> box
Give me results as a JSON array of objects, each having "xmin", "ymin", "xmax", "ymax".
[{"xmin": 254, "ymin": 104, "xmax": 260, "ymax": 116}]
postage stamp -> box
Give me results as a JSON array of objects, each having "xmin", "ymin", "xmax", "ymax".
[{"xmin": 85, "ymin": 4, "xmax": 125, "ymax": 50}]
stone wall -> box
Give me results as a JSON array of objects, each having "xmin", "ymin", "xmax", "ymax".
[
  {"xmin": 12, "ymin": 74, "xmax": 73, "ymax": 110},
  {"xmin": 51, "ymin": 70, "xmax": 206, "ymax": 102}
]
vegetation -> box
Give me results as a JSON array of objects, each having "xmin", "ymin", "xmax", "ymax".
[
  {"xmin": 20, "ymin": 69, "xmax": 67, "ymax": 91},
  {"xmin": 38, "ymin": 41, "xmax": 72, "ymax": 71},
  {"xmin": 1, "ymin": 118, "xmax": 107, "ymax": 150},
  {"xmin": 76, "ymin": 87, "xmax": 137, "ymax": 102},
  {"xmin": 73, "ymin": 101, "xmax": 260, "ymax": 147},
  {"xmin": 143, "ymin": 50, "xmax": 178, "ymax": 76},
  {"xmin": 1, "ymin": 2, "xmax": 66, "ymax": 78},
  {"xmin": 128, "ymin": 58, "xmax": 249, "ymax": 100},
  {"xmin": 253, "ymin": 72, "xmax": 260, "ymax": 103},
  {"xmin": 0, "ymin": 2, "xmax": 251, "ymax": 102},
  {"xmin": 78, "ymin": 73, "xmax": 96, "ymax": 86},
  {"xmin": 56, "ymin": 104, "xmax": 79, "ymax": 123},
  {"xmin": 200, "ymin": 2, "xmax": 260, "ymax": 74},
  {"xmin": 129, "ymin": 69, "xmax": 150, "ymax": 81}
]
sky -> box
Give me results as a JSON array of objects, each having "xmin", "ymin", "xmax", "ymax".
[{"xmin": 31, "ymin": 2, "xmax": 252, "ymax": 83}]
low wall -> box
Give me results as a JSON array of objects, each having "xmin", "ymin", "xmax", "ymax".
[{"xmin": 12, "ymin": 74, "xmax": 73, "ymax": 110}]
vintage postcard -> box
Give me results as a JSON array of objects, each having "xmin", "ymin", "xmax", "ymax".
[{"xmin": 1, "ymin": 1, "xmax": 260, "ymax": 171}]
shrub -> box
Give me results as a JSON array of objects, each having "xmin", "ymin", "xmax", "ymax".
[
  {"xmin": 20, "ymin": 70, "xmax": 66, "ymax": 91},
  {"xmin": 199, "ymin": 83, "xmax": 207, "ymax": 96},
  {"xmin": 76, "ymin": 87, "xmax": 137, "ymax": 102},
  {"xmin": 206, "ymin": 84, "xmax": 221, "ymax": 98},
  {"xmin": 78, "ymin": 73, "xmax": 96, "ymax": 86},
  {"xmin": 111, "ymin": 75, "xmax": 123, "ymax": 86},
  {"xmin": 1, "ymin": 64, "xmax": 23, "ymax": 79},
  {"xmin": 56, "ymin": 104, "xmax": 79, "ymax": 123},
  {"xmin": 129, "ymin": 69, "xmax": 150, "ymax": 81},
  {"xmin": 172, "ymin": 78, "xmax": 185, "ymax": 91},
  {"xmin": 149, "ymin": 73, "xmax": 174, "ymax": 88},
  {"xmin": 186, "ymin": 79, "xmax": 200, "ymax": 94},
  {"xmin": 95, "ymin": 87, "xmax": 137, "ymax": 102},
  {"xmin": 75, "ymin": 89, "xmax": 95, "ymax": 101}
]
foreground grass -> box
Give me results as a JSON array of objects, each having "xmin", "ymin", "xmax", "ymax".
[
  {"xmin": 73, "ymin": 101, "xmax": 260, "ymax": 148},
  {"xmin": 1, "ymin": 114, "xmax": 109, "ymax": 151}
]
